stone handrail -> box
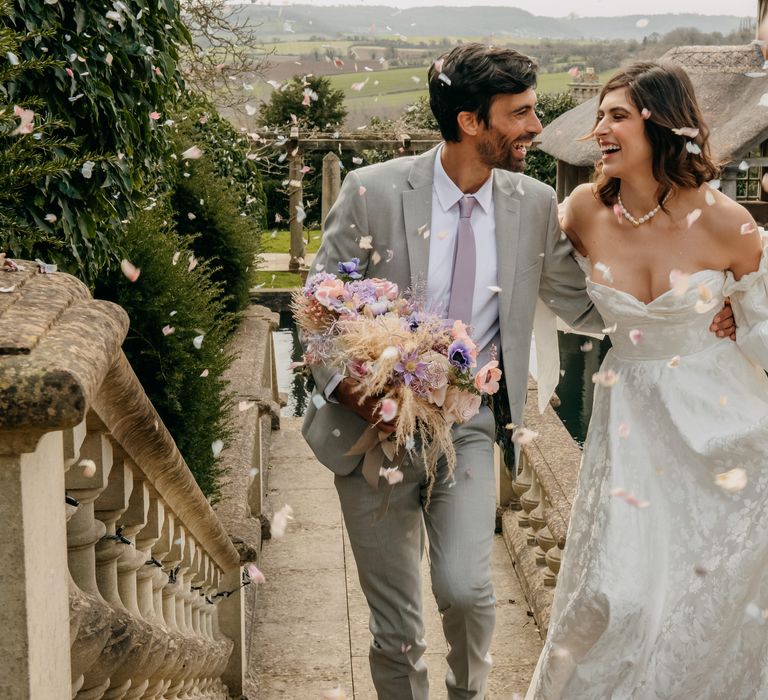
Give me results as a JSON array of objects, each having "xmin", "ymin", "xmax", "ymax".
[
  {"xmin": 0, "ymin": 261, "xmax": 245, "ymax": 699},
  {"xmin": 500, "ymin": 377, "xmax": 582, "ymax": 637}
]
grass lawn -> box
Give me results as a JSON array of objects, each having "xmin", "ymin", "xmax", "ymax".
[
  {"xmin": 261, "ymin": 229, "xmax": 323, "ymax": 254},
  {"xmin": 253, "ymin": 270, "xmax": 303, "ymax": 288}
]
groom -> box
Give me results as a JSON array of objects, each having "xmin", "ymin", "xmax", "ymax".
[{"xmin": 301, "ymin": 44, "xmax": 728, "ymax": 699}]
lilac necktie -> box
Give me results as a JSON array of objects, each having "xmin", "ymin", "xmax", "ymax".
[{"xmin": 447, "ymin": 195, "xmax": 477, "ymax": 324}]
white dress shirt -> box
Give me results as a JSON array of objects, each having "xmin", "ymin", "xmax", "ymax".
[{"xmin": 429, "ymin": 145, "xmax": 500, "ymax": 369}]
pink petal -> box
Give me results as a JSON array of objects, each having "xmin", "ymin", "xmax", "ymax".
[
  {"xmin": 629, "ymin": 329, "xmax": 643, "ymax": 345},
  {"xmin": 379, "ymin": 398, "xmax": 398, "ymax": 422},
  {"xmin": 686, "ymin": 209, "xmax": 701, "ymax": 228},
  {"xmin": 246, "ymin": 563, "xmax": 266, "ymax": 583},
  {"xmin": 120, "ymin": 259, "xmax": 140, "ymax": 282}
]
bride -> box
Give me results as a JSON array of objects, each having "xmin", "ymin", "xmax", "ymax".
[{"xmin": 526, "ymin": 62, "xmax": 768, "ymax": 699}]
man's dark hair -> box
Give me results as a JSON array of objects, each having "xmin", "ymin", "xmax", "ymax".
[{"xmin": 428, "ymin": 43, "xmax": 538, "ymax": 142}]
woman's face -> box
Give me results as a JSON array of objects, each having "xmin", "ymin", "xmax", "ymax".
[{"xmin": 594, "ymin": 87, "xmax": 653, "ymax": 179}]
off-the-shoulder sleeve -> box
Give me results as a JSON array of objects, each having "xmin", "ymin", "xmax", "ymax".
[{"xmin": 723, "ymin": 246, "xmax": 768, "ymax": 370}]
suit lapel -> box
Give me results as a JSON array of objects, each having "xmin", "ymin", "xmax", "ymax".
[
  {"xmin": 494, "ymin": 175, "xmax": 521, "ymax": 329},
  {"xmin": 403, "ymin": 146, "xmax": 440, "ymax": 287}
]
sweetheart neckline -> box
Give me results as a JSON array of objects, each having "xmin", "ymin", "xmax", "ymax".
[{"xmin": 585, "ymin": 268, "xmax": 724, "ymax": 307}]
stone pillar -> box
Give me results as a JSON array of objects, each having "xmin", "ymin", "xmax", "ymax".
[
  {"xmin": 218, "ymin": 566, "xmax": 245, "ymax": 697},
  {"xmin": 0, "ymin": 431, "xmax": 71, "ymax": 700},
  {"xmin": 288, "ymin": 127, "xmax": 305, "ymax": 271},
  {"xmin": 321, "ymin": 152, "xmax": 342, "ymax": 233}
]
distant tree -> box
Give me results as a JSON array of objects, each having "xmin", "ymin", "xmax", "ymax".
[
  {"xmin": 258, "ymin": 75, "xmax": 347, "ymax": 131},
  {"xmin": 526, "ymin": 91, "xmax": 578, "ymax": 189}
]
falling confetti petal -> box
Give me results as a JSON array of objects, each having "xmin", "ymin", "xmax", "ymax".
[
  {"xmin": 379, "ymin": 467, "xmax": 404, "ymax": 485},
  {"xmin": 192, "ymin": 334, "xmax": 204, "ymax": 349},
  {"xmin": 592, "ymin": 369, "xmax": 619, "ymax": 387},
  {"xmin": 686, "ymin": 209, "xmax": 702, "ymax": 228},
  {"xmin": 358, "ymin": 185, "xmax": 366, "ymax": 196},
  {"xmin": 271, "ymin": 504, "xmax": 294, "ymax": 538},
  {"xmin": 580, "ymin": 340, "xmax": 593, "ymax": 352},
  {"xmin": 81, "ymin": 160, "xmax": 95, "ymax": 179},
  {"xmin": 121, "ymin": 259, "xmax": 140, "ymax": 282},
  {"xmin": 380, "ymin": 346, "xmax": 399, "ymax": 361},
  {"xmin": 714, "ymin": 468, "xmax": 747, "ymax": 492},
  {"xmin": 79, "ymin": 459, "xmax": 97, "ymax": 477},
  {"xmin": 149, "ymin": 111, "xmax": 161, "ymax": 121},
  {"xmin": 162, "ymin": 325, "xmax": 175, "ymax": 336},
  {"xmin": 602, "ymin": 323, "xmax": 618, "ymax": 333},
  {"xmin": 636, "ymin": 18, "xmax": 649, "ymax": 28},
  {"xmin": 512, "ymin": 427, "xmax": 539, "ymax": 445},
  {"xmin": 719, "ymin": 395, "xmax": 728, "ymax": 407},
  {"xmin": 0, "ymin": 286, "xmax": 15, "ymax": 293},
  {"xmin": 667, "ymin": 355, "xmax": 680, "ymax": 368},
  {"xmin": 685, "ymin": 141, "xmax": 702, "ymax": 155},
  {"xmin": 669, "ymin": 269, "xmax": 690, "ymax": 295},
  {"xmin": 568, "ymin": 66, "xmax": 580, "ymax": 78},
  {"xmin": 379, "ymin": 398, "xmax": 398, "ymax": 422},
  {"xmin": 245, "ymin": 104, "xmax": 257, "ymax": 116},
  {"xmin": 704, "ymin": 189, "xmax": 716, "ymax": 206},
  {"xmin": 188, "ymin": 255, "xmax": 198, "ymax": 272},
  {"xmin": 612, "ymin": 203, "xmax": 623, "ymax": 224},
  {"xmin": 246, "ymin": 563, "xmax": 265, "ymax": 583},
  {"xmin": 359, "ymin": 235, "xmax": 373, "ymax": 249},
  {"xmin": 438, "ymin": 72, "xmax": 451, "ymax": 85},
  {"xmin": 295, "ymin": 205, "xmax": 306, "ymax": 223},
  {"xmin": 741, "ymin": 223, "xmax": 757, "ymax": 236},
  {"xmin": 44, "ymin": 213, "xmax": 57, "ymax": 223},
  {"xmin": 321, "ymin": 687, "xmax": 347, "ymax": 700},
  {"xmin": 200, "ymin": 369, "xmax": 209, "ymax": 377},
  {"xmin": 641, "ymin": 108, "xmax": 651, "ymax": 119},
  {"xmin": 629, "ymin": 329, "xmax": 643, "ymax": 345},
  {"xmin": 694, "ymin": 564, "xmax": 709, "ymax": 577},
  {"xmin": 672, "ymin": 127, "xmax": 700, "ymax": 139},
  {"xmin": 211, "ymin": 439, "xmax": 224, "ymax": 457},
  {"xmin": 331, "ymin": 428, "xmax": 341, "ymax": 437},
  {"xmin": 594, "ymin": 261, "xmax": 613, "ymax": 282},
  {"xmin": 371, "ymin": 251, "xmax": 381, "ymax": 265},
  {"xmin": 312, "ymin": 393, "xmax": 327, "ymax": 410},
  {"xmin": 611, "ymin": 487, "xmax": 650, "ymax": 508},
  {"xmin": 181, "ymin": 146, "xmax": 203, "ymax": 160},
  {"xmin": 617, "ymin": 423, "xmax": 630, "ymax": 438},
  {"xmin": 488, "ymin": 285, "xmax": 502, "ymax": 293}
]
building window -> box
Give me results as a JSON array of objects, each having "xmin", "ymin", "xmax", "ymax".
[{"xmin": 736, "ymin": 142, "xmax": 767, "ymax": 202}]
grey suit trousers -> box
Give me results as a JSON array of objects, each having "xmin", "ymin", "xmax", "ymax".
[{"xmin": 334, "ymin": 405, "xmax": 497, "ymax": 700}]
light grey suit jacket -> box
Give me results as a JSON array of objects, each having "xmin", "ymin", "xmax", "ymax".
[{"xmin": 301, "ymin": 145, "xmax": 604, "ymax": 475}]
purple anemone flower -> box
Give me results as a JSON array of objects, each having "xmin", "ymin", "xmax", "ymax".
[
  {"xmin": 447, "ymin": 339, "xmax": 474, "ymax": 371},
  {"xmin": 394, "ymin": 349, "xmax": 430, "ymax": 387},
  {"xmin": 338, "ymin": 258, "xmax": 362, "ymax": 279}
]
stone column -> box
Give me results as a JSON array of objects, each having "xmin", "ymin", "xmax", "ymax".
[
  {"xmin": 321, "ymin": 151, "xmax": 341, "ymax": 233},
  {"xmin": 288, "ymin": 126, "xmax": 305, "ymax": 271},
  {"xmin": 0, "ymin": 431, "xmax": 71, "ymax": 700},
  {"xmin": 218, "ymin": 566, "xmax": 245, "ymax": 697}
]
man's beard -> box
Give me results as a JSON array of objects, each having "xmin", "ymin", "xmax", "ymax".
[{"xmin": 476, "ymin": 130, "xmax": 534, "ymax": 173}]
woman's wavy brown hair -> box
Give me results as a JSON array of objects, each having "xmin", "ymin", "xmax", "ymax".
[{"xmin": 590, "ymin": 62, "xmax": 720, "ymax": 209}]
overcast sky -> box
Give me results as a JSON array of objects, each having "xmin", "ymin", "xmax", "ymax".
[{"xmin": 251, "ymin": 0, "xmax": 757, "ymax": 18}]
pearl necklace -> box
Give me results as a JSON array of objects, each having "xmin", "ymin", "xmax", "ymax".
[{"xmin": 617, "ymin": 191, "xmax": 670, "ymax": 227}]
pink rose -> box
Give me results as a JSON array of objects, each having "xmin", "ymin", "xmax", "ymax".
[
  {"xmin": 372, "ymin": 278, "xmax": 399, "ymax": 301},
  {"xmin": 451, "ymin": 319, "xmax": 471, "ymax": 342},
  {"xmin": 443, "ymin": 386, "xmax": 482, "ymax": 425},
  {"xmin": 474, "ymin": 360, "xmax": 502, "ymax": 394},
  {"xmin": 314, "ymin": 278, "xmax": 346, "ymax": 308}
]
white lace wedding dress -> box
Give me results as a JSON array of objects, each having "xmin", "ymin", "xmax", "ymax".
[{"xmin": 526, "ymin": 248, "xmax": 768, "ymax": 700}]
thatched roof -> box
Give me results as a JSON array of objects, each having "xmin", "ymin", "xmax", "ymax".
[{"xmin": 538, "ymin": 45, "xmax": 768, "ymax": 167}]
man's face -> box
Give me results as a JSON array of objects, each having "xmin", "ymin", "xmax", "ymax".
[{"xmin": 474, "ymin": 89, "xmax": 542, "ymax": 172}]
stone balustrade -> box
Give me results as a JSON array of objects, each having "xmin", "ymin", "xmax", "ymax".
[
  {"xmin": 499, "ymin": 377, "xmax": 582, "ymax": 637},
  {"xmin": 0, "ymin": 262, "xmax": 249, "ymax": 699}
]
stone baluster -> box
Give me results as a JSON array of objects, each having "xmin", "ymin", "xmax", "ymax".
[
  {"xmin": 513, "ymin": 449, "xmax": 534, "ymax": 527},
  {"xmin": 519, "ymin": 470, "xmax": 542, "ymax": 546},
  {"xmin": 66, "ymin": 424, "xmax": 125, "ymax": 700},
  {"xmin": 93, "ymin": 437, "xmax": 153, "ymax": 700},
  {"xmin": 133, "ymin": 489, "xmax": 163, "ymax": 622},
  {"xmin": 544, "ymin": 545, "xmax": 563, "ymax": 587},
  {"xmin": 162, "ymin": 524, "xmax": 189, "ymax": 700}
]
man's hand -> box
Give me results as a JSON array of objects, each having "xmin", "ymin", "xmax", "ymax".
[
  {"xmin": 333, "ymin": 378, "xmax": 397, "ymax": 435},
  {"xmin": 710, "ymin": 298, "xmax": 736, "ymax": 341}
]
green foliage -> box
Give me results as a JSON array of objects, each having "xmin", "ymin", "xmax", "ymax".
[
  {"xmin": 172, "ymin": 154, "xmax": 260, "ymax": 314},
  {"xmin": 173, "ymin": 92, "xmax": 267, "ymax": 227},
  {"xmin": 526, "ymin": 91, "xmax": 578, "ymax": 189},
  {"xmin": 258, "ymin": 74, "xmax": 347, "ymax": 130},
  {"xmin": 2, "ymin": 0, "xmax": 190, "ymax": 282},
  {"xmin": 403, "ymin": 95, "xmax": 438, "ymax": 131},
  {"xmin": 95, "ymin": 200, "xmax": 235, "ymax": 500}
]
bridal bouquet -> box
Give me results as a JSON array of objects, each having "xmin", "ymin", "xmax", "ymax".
[{"xmin": 293, "ymin": 258, "xmax": 502, "ymax": 490}]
